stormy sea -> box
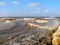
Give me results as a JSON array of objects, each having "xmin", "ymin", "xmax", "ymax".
[{"xmin": 0, "ymin": 17, "xmax": 60, "ymax": 45}]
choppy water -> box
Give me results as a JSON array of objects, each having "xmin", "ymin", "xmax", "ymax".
[{"xmin": 0, "ymin": 18, "xmax": 59, "ymax": 45}]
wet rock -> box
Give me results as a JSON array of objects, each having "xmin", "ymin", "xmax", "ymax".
[{"xmin": 52, "ymin": 26, "xmax": 60, "ymax": 45}]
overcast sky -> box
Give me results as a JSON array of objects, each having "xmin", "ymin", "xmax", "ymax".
[{"xmin": 0, "ymin": 0, "xmax": 60, "ymax": 17}]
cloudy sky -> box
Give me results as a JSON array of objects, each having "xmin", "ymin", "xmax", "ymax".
[{"xmin": 0, "ymin": 0, "xmax": 60, "ymax": 17}]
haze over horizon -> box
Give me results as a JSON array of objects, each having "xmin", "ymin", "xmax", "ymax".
[{"xmin": 0, "ymin": 0, "xmax": 60, "ymax": 17}]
